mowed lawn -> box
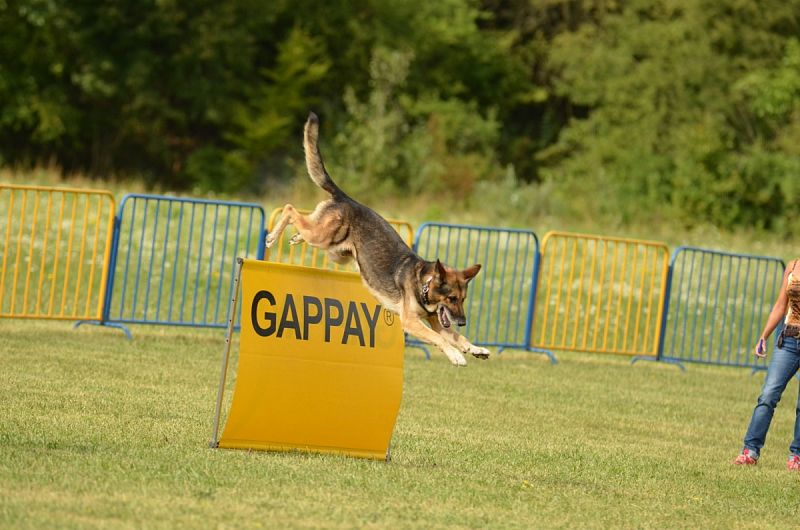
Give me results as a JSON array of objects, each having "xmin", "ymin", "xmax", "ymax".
[{"xmin": 2, "ymin": 320, "xmax": 799, "ymax": 529}]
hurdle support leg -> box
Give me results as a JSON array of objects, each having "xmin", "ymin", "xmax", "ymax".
[
  {"xmin": 630, "ymin": 355, "xmax": 686, "ymax": 372},
  {"xmin": 73, "ymin": 320, "xmax": 133, "ymax": 340},
  {"xmin": 210, "ymin": 257, "xmax": 243, "ymax": 449}
]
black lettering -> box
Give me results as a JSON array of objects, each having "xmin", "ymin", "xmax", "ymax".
[
  {"xmin": 361, "ymin": 303, "xmax": 382, "ymax": 348},
  {"xmin": 251, "ymin": 290, "xmax": 276, "ymax": 337},
  {"xmin": 303, "ymin": 296, "xmax": 322, "ymax": 340},
  {"xmin": 324, "ymin": 298, "xmax": 344, "ymax": 343},
  {"xmin": 342, "ymin": 301, "xmax": 365, "ymax": 346},
  {"xmin": 277, "ymin": 294, "xmax": 301, "ymax": 339}
]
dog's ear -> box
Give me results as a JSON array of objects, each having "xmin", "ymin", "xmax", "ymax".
[
  {"xmin": 434, "ymin": 259, "xmax": 447, "ymax": 280},
  {"xmin": 462, "ymin": 264, "xmax": 481, "ymax": 283}
]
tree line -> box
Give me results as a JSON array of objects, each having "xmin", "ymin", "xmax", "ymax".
[{"xmin": 1, "ymin": 0, "xmax": 799, "ymax": 231}]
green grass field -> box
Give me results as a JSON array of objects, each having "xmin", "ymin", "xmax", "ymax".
[{"xmin": 2, "ymin": 319, "xmax": 799, "ymax": 529}]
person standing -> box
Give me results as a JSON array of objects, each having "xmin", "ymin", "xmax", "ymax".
[{"xmin": 733, "ymin": 259, "xmax": 800, "ymax": 470}]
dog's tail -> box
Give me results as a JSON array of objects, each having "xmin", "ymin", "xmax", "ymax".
[{"xmin": 304, "ymin": 112, "xmax": 345, "ymax": 199}]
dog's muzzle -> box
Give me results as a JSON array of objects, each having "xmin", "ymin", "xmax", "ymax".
[{"xmin": 438, "ymin": 307, "xmax": 466, "ymax": 328}]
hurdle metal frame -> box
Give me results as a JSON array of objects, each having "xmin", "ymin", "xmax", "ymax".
[{"xmin": 210, "ymin": 257, "xmax": 244, "ymax": 448}]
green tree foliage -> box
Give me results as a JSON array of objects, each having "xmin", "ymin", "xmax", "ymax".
[
  {"xmin": 536, "ymin": 0, "xmax": 800, "ymax": 229},
  {"xmin": 1, "ymin": 0, "xmax": 799, "ymax": 231}
]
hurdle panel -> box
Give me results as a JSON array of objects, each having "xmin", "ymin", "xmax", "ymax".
[
  {"xmin": 531, "ymin": 231, "xmax": 669, "ymax": 356},
  {"xmin": 413, "ymin": 222, "xmax": 541, "ymax": 349},
  {"xmin": 212, "ymin": 260, "xmax": 405, "ymax": 460},
  {"xmin": 265, "ymin": 207, "xmax": 414, "ymax": 272},
  {"xmin": 105, "ymin": 194, "xmax": 266, "ymax": 328},
  {"xmin": 660, "ymin": 247, "xmax": 782, "ymax": 369},
  {"xmin": 0, "ymin": 184, "xmax": 115, "ymax": 321}
]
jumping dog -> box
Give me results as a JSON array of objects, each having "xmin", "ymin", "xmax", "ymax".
[{"xmin": 266, "ymin": 112, "xmax": 490, "ymax": 366}]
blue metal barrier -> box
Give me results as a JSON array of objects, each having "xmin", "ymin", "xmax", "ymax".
[
  {"xmin": 81, "ymin": 194, "xmax": 266, "ymax": 335},
  {"xmin": 411, "ymin": 222, "xmax": 555, "ymax": 363},
  {"xmin": 644, "ymin": 247, "xmax": 784, "ymax": 370}
]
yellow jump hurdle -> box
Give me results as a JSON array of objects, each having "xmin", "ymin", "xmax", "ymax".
[{"xmin": 210, "ymin": 259, "xmax": 405, "ymax": 461}]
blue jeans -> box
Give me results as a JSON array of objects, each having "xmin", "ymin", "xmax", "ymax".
[{"xmin": 743, "ymin": 336, "xmax": 800, "ymax": 457}]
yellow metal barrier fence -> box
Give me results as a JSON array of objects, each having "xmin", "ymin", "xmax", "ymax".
[
  {"xmin": 0, "ymin": 184, "xmax": 116, "ymax": 321},
  {"xmin": 531, "ymin": 231, "xmax": 669, "ymax": 357},
  {"xmin": 265, "ymin": 207, "xmax": 414, "ymax": 271}
]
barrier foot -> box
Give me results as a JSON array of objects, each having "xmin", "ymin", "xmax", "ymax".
[
  {"xmin": 73, "ymin": 320, "xmax": 133, "ymax": 340},
  {"xmin": 496, "ymin": 346, "xmax": 557, "ymax": 364},
  {"xmin": 404, "ymin": 337, "xmax": 431, "ymax": 360},
  {"xmin": 630, "ymin": 356, "xmax": 686, "ymax": 372},
  {"xmin": 527, "ymin": 346, "xmax": 558, "ymax": 365}
]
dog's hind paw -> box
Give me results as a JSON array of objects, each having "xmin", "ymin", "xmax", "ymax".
[
  {"xmin": 289, "ymin": 233, "xmax": 304, "ymax": 245},
  {"xmin": 467, "ymin": 345, "xmax": 491, "ymax": 360}
]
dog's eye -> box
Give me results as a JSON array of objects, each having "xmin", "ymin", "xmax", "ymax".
[{"xmin": 448, "ymin": 296, "xmax": 458, "ymax": 303}]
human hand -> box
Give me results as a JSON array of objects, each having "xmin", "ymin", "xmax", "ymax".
[{"xmin": 755, "ymin": 338, "xmax": 767, "ymax": 358}]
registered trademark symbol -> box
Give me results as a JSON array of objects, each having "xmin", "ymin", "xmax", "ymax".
[{"xmin": 384, "ymin": 310, "xmax": 395, "ymax": 326}]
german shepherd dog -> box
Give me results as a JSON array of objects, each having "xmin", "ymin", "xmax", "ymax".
[{"xmin": 265, "ymin": 112, "xmax": 490, "ymax": 366}]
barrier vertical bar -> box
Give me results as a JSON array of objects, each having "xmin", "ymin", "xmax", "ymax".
[
  {"xmin": 142, "ymin": 199, "xmax": 161, "ymax": 320},
  {"xmin": 179, "ymin": 204, "xmax": 197, "ymax": 321},
  {"xmin": 21, "ymin": 190, "xmax": 40, "ymax": 314},
  {"xmin": 191, "ymin": 204, "xmax": 209, "ymax": 324},
  {"xmin": 83, "ymin": 196, "xmax": 104, "ymax": 316},
  {"xmin": 525, "ymin": 243, "xmax": 557, "ymax": 364},
  {"xmin": 154, "ymin": 201, "xmax": 173, "ymax": 321},
  {"xmin": 35, "ymin": 193, "xmax": 53, "ymax": 314},
  {"xmin": 10, "ymin": 190, "xmax": 29, "ymax": 313},
  {"xmin": 167, "ymin": 203, "xmax": 185, "ymax": 321},
  {"xmin": 59, "ymin": 196, "xmax": 79, "ymax": 316},
  {"xmin": 202, "ymin": 205, "xmax": 220, "ymax": 323},
  {"xmin": 70, "ymin": 196, "xmax": 91, "ymax": 315},
  {"xmin": 213, "ymin": 206, "xmax": 233, "ymax": 323},
  {"xmin": 0, "ymin": 190, "xmax": 15, "ymax": 304}
]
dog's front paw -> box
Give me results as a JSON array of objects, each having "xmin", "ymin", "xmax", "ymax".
[
  {"xmin": 265, "ymin": 233, "xmax": 277, "ymax": 248},
  {"xmin": 443, "ymin": 346, "xmax": 467, "ymax": 367},
  {"xmin": 467, "ymin": 345, "xmax": 491, "ymax": 360},
  {"xmin": 289, "ymin": 233, "xmax": 304, "ymax": 245}
]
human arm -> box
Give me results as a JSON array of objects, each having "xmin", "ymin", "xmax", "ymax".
[{"xmin": 754, "ymin": 261, "xmax": 793, "ymax": 357}]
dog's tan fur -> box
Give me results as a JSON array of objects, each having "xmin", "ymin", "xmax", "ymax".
[{"xmin": 265, "ymin": 112, "xmax": 490, "ymax": 366}]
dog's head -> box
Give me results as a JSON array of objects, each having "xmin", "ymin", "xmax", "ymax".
[{"xmin": 425, "ymin": 260, "xmax": 481, "ymax": 328}]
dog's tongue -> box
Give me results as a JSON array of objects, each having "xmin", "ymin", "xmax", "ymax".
[{"xmin": 439, "ymin": 306, "xmax": 451, "ymax": 328}]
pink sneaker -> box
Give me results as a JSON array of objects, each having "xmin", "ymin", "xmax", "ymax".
[
  {"xmin": 787, "ymin": 455, "xmax": 800, "ymax": 470},
  {"xmin": 733, "ymin": 449, "xmax": 758, "ymax": 465}
]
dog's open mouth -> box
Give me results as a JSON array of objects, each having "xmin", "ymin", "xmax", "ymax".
[{"xmin": 438, "ymin": 306, "xmax": 451, "ymax": 328}]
